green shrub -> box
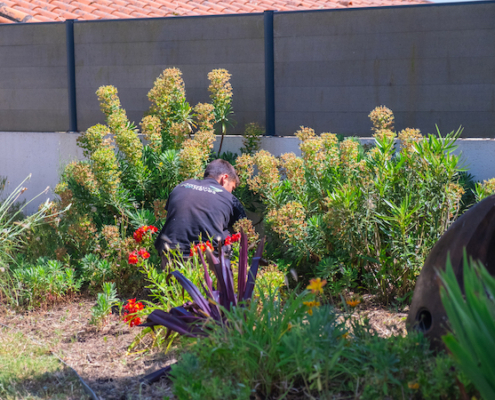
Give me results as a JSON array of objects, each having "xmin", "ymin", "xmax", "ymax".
[
  {"xmin": 30, "ymin": 68, "xmax": 233, "ymax": 276},
  {"xmin": 170, "ymin": 288, "xmax": 471, "ymax": 399},
  {"xmin": 474, "ymin": 177, "xmax": 495, "ymax": 202},
  {"xmin": 10, "ymin": 258, "xmax": 81, "ymax": 308},
  {"xmin": 241, "ymin": 122, "xmax": 263, "ymax": 155},
  {"xmin": 440, "ymin": 254, "xmax": 495, "ymax": 400},
  {"xmin": 0, "ymin": 175, "xmax": 56, "ymax": 265},
  {"xmin": 0, "ymin": 176, "xmax": 67, "ymax": 307},
  {"xmin": 236, "ymin": 107, "xmax": 467, "ymax": 302},
  {"xmin": 79, "ymin": 254, "xmax": 113, "ymax": 292}
]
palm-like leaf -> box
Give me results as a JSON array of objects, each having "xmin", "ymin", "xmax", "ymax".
[{"xmin": 440, "ymin": 253, "xmax": 495, "ymax": 400}]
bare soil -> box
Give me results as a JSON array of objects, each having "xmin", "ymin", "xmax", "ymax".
[
  {"xmin": 0, "ymin": 295, "xmax": 407, "ymax": 400},
  {"xmin": 0, "ymin": 298, "xmax": 175, "ymax": 400}
]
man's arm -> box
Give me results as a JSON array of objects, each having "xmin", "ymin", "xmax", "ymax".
[{"xmin": 229, "ymin": 196, "xmax": 247, "ymax": 228}]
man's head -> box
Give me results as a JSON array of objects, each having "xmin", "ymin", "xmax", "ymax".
[{"xmin": 204, "ymin": 159, "xmax": 239, "ymax": 193}]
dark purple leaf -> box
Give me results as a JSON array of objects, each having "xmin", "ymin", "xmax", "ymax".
[
  {"xmin": 242, "ymin": 237, "xmax": 265, "ymax": 301},
  {"xmin": 237, "ymin": 229, "xmax": 248, "ymax": 299},
  {"xmin": 171, "ymin": 271, "xmax": 212, "ymax": 316},
  {"xmin": 169, "ymin": 307, "xmax": 204, "ymax": 324},
  {"xmin": 140, "ymin": 310, "xmax": 201, "ymax": 337},
  {"xmin": 205, "ymin": 250, "xmax": 220, "ymax": 283},
  {"xmin": 219, "ymin": 251, "xmax": 236, "ymax": 310},
  {"xmin": 198, "ymin": 250, "xmax": 214, "ymax": 295}
]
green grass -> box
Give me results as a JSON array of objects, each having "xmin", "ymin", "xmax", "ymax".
[{"xmin": 0, "ymin": 328, "xmax": 88, "ymax": 399}]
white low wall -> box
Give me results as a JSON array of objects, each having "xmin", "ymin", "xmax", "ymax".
[{"xmin": 1, "ymin": 131, "xmax": 494, "ymax": 213}]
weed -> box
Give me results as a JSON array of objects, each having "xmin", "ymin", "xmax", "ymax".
[{"xmin": 89, "ymin": 282, "xmax": 120, "ymax": 328}]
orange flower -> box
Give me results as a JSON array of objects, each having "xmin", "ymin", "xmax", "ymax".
[
  {"xmin": 346, "ymin": 299, "xmax": 361, "ymax": 308},
  {"xmin": 303, "ymin": 301, "xmax": 320, "ymax": 316},
  {"xmin": 408, "ymin": 382, "xmax": 420, "ymax": 390},
  {"xmin": 190, "ymin": 241, "xmax": 214, "ymax": 256},
  {"xmin": 307, "ymin": 278, "xmax": 327, "ymax": 294},
  {"xmin": 123, "ymin": 298, "xmax": 144, "ymax": 327},
  {"xmin": 128, "ymin": 251, "xmax": 138, "ymax": 264}
]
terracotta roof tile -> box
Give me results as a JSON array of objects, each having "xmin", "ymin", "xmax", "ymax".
[{"xmin": 0, "ymin": 0, "xmax": 430, "ymax": 24}]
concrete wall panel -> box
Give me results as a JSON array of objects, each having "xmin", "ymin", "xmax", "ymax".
[
  {"xmin": 0, "ymin": 23, "xmax": 68, "ymax": 132},
  {"xmin": 74, "ymin": 15, "xmax": 266, "ymax": 133},
  {"xmin": 274, "ymin": 3, "xmax": 495, "ymax": 137}
]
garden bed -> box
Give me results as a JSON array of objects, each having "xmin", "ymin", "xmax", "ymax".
[
  {"xmin": 0, "ymin": 298, "xmax": 174, "ymax": 400},
  {"xmin": 0, "ymin": 296, "xmax": 407, "ymax": 399}
]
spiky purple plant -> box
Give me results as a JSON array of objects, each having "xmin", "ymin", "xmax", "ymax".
[{"xmin": 140, "ymin": 231, "xmax": 265, "ymax": 338}]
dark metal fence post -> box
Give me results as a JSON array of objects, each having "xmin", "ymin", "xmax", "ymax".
[
  {"xmin": 264, "ymin": 10, "xmax": 275, "ymax": 136},
  {"xmin": 66, "ymin": 19, "xmax": 78, "ymax": 132}
]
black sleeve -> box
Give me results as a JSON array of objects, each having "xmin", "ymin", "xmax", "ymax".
[{"xmin": 229, "ymin": 196, "xmax": 247, "ymax": 228}]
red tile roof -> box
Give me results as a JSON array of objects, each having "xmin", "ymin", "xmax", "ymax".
[{"xmin": 0, "ymin": 0, "xmax": 430, "ymax": 23}]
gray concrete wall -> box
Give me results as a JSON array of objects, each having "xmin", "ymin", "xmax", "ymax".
[
  {"xmin": 74, "ymin": 15, "xmax": 266, "ymax": 133},
  {"xmin": 0, "ymin": 23, "xmax": 69, "ymax": 132},
  {"xmin": 2, "ymin": 131, "xmax": 494, "ymax": 213},
  {"xmin": 274, "ymin": 3, "xmax": 495, "ymax": 137}
]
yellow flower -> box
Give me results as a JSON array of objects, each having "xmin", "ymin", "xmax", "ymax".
[
  {"xmin": 341, "ymin": 332, "xmax": 349, "ymax": 340},
  {"xmin": 303, "ymin": 301, "xmax": 320, "ymax": 316},
  {"xmin": 346, "ymin": 299, "xmax": 361, "ymax": 308},
  {"xmin": 287, "ymin": 322, "xmax": 293, "ymax": 331},
  {"xmin": 307, "ymin": 278, "xmax": 327, "ymax": 294},
  {"xmin": 408, "ymin": 382, "xmax": 420, "ymax": 390}
]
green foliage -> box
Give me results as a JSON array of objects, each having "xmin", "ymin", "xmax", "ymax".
[
  {"xmin": 0, "ymin": 175, "xmax": 58, "ymax": 266},
  {"xmin": 440, "ymin": 253, "xmax": 495, "ymax": 400},
  {"xmin": 127, "ymin": 252, "xmax": 206, "ymax": 353},
  {"xmin": 474, "ymin": 177, "xmax": 495, "ymax": 203},
  {"xmin": 10, "ymin": 258, "xmax": 81, "ymax": 308},
  {"xmin": 44, "ymin": 67, "xmax": 231, "ymax": 272},
  {"xmin": 89, "ymin": 282, "xmax": 120, "ymax": 328},
  {"xmin": 140, "ymin": 249, "xmax": 205, "ymax": 312},
  {"xmin": 236, "ymin": 108, "xmax": 468, "ymax": 302},
  {"xmin": 170, "ymin": 289, "xmax": 471, "ymax": 399},
  {"xmin": 79, "ymin": 253, "xmax": 113, "ymax": 292},
  {"xmin": 240, "ymin": 122, "xmax": 263, "ymax": 155},
  {"xmin": 208, "ymin": 69, "xmax": 234, "ymax": 154}
]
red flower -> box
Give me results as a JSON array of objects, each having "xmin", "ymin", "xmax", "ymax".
[
  {"xmin": 128, "ymin": 252, "xmax": 138, "ymax": 264},
  {"xmin": 224, "ymin": 236, "xmax": 232, "ymax": 246},
  {"xmin": 190, "ymin": 240, "xmax": 214, "ymax": 256},
  {"xmin": 122, "ymin": 298, "xmax": 144, "ymax": 328},
  {"xmin": 231, "ymin": 233, "xmax": 241, "ymax": 243},
  {"xmin": 133, "ymin": 227, "xmax": 144, "ymax": 243},
  {"xmin": 133, "ymin": 225, "xmax": 159, "ymax": 243},
  {"xmin": 138, "ymin": 248, "xmax": 150, "ymax": 259}
]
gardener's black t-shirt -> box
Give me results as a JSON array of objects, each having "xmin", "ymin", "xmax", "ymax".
[{"xmin": 154, "ymin": 177, "xmax": 246, "ymax": 256}]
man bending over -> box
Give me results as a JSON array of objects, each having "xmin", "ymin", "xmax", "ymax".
[{"xmin": 154, "ymin": 159, "xmax": 246, "ymax": 270}]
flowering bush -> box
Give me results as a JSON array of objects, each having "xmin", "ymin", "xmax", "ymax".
[
  {"xmin": 128, "ymin": 249, "xmax": 151, "ymax": 265},
  {"xmin": 123, "ymin": 298, "xmax": 144, "ymax": 327},
  {"xmin": 236, "ymin": 107, "xmax": 468, "ymax": 302},
  {"xmin": 189, "ymin": 241, "xmax": 214, "ymax": 257},
  {"xmin": 26, "ymin": 68, "xmax": 235, "ymax": 292},
  {"xmin": 133, "ymin": 225, "xmax": 158, "ymax": 243}
]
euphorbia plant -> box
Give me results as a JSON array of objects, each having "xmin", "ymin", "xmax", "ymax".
[{"xmin": 141, "ymin": 230, "xmax": 265, "ymax": 337}]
